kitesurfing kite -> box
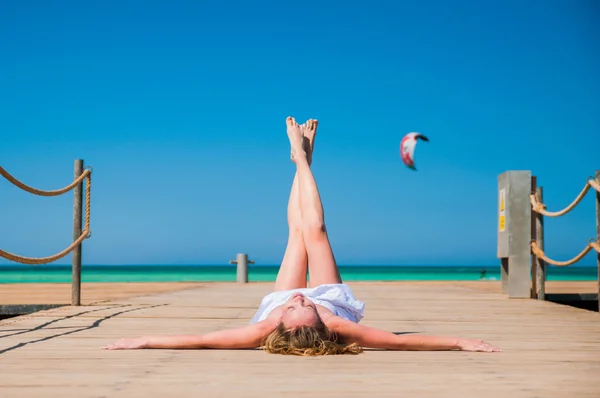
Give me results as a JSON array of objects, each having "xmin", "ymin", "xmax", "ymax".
[{"xmin": 400, "ymin": 132, "xmax": 429, "ymax": 170}]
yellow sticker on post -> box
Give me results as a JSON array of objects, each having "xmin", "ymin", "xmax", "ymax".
[{"xmin": 499, "ymin": 188, "xmax": 506, "ymax": 232}]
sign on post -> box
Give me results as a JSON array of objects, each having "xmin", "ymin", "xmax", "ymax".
[{"xmin": 499, "ymin": 188, "xmax": 506, "ymax": 233}]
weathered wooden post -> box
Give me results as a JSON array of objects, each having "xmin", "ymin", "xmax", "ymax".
[
  {"xmin": 229, "ymin": 253, "xmax": 255, "ymax": 283},
  {"xmin": 530, "ymin": 176, "xmax": 537, "ymax": 299},
  {"xmin": 535, "ymin": 186, "xmax": 545, "ymax": 300},
  {"xmin": 497, "ymin": 170, "xmax": 532, "ymax": 298},
  {"xmin": 596, "ymin": 170, "xmax": 599, "ymax": 312},
  {"xmin": 72, "ymin": 159, "xmax": 84, "ymax": 306}
]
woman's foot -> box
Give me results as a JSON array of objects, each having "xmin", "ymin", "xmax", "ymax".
[
  {"xmin": 304, "ymin": 119, "xmax": 318, "ymax": 166},
  {"xmin": 286, "ymin": 116, "xmax": 307, "ymax": 163}
]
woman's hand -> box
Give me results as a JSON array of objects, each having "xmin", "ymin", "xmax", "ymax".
[
  {"xmin": 102, "ymin": 337, "xmax": 147, "ymax": 350},
  {"xmin": 456, "ymin": 338, "xmax": 501, "ymax": 352}
]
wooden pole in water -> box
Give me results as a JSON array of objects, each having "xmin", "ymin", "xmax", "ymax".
[
  {"xmin": 72, "ymin": 159, "xmax": 83, "ymax": 306},
  {"xmin": 535, "ymin": 186, "xmax": 545, "ymax": 301},
  {"xmin": 596, "ymin": 170, "xmax": 599, "ymax": 312},
  {"xmin": 229, "ymin": 253, "xmax": 255, "ymax": 283}
]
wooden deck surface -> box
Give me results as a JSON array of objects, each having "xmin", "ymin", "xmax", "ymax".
[{"xmin": 1, "ymin": 282, "xmax": 599, "ymax": 397}]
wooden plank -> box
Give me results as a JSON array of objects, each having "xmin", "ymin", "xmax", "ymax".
[{"xmin": 1, "ymin": 282, "xmax": 599, "ymax": 397}]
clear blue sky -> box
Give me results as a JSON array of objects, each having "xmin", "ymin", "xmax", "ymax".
[{"xmin": 1, "ymin": 0, "xmax": 598, "ymax": 266}]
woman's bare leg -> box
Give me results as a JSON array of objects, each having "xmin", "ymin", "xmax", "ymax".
[
  {"xmin": 286, "ymin": 117, "xmax": 342, "ymax": 287},
  {"xmin": 273, "ymin": 123, "xmax": 317, "ymax": 291}
]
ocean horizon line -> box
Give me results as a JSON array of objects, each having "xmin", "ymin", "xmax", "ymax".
[{"xmin": 0, "ymin": 263, "xmax": 598, "ymax": 268}]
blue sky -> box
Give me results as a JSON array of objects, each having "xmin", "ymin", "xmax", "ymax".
[{"xmin": 1, "ymin": 0, "xmax": 598, "ymax": 266}]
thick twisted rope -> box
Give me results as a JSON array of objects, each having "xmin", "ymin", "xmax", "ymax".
[
  {"xmin": 85, "ymin": 172, "xmax": 91, "ymax": 236},
  {"xmin": 0, "ymin": 173, "xmax": 92, "ymax": 265},
  {"xmin": 0, "ymin": 232, "xmax": 89, "ymax": 265},
  {"xmin": 531, "ymin": 240, "xmax": 599, "ymax": 267},
  {"xmin": 530, "ymin": 177, "xmax": 599, "ymax": 217},
  {"xmin": 0, "ymin": 166, "xmax": 90, "ymax": 196}
]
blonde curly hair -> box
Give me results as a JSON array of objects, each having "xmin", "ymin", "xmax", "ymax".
[{"xmin": 261, "ymin": 317, "xmax": 363, "ymax": 356}]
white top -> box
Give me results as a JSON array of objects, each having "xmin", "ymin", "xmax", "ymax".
[{"xmin": 250, "ymin": 283, "xmax": 365, "ymax": 324}]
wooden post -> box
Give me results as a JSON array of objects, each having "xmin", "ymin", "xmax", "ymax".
[
  {"xmin": 72, "ymin": 160, "xmax": 83, "ymax": 306},
  {"xmin": 535, "ymin": 186, "xmax": 545, "ymax": 300},
  {"xmin": 530, "ymin": 176, "xmax": 537, "ymax": 299},
  {"xmin": 500, "ymin": 258, "xmax": 509, "ymax": 294},
  {"xmin": 596, "ymin": 170, "xmax": 599, "ymax": 312},
  {"xmin": 497, "ymin": 170, "xmax": 532, "ymax": 298},
  {"xmin": 229, "ymin": 253, "xmax": 255, "ymax": 283}
]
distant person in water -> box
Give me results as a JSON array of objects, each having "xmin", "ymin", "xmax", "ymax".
[{"xmin": 103, "ymin": 117, "xmax": 501, "ymax": 355}]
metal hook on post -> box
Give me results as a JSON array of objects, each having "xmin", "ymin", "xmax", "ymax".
[{"xmin": 229, "ymin": 253, "xmax": 254, "ymax": 283}]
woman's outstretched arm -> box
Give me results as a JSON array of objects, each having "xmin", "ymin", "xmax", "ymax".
[
  {"xmin": 102, "ymin": 319, "xmax": 277, "ymax": 350},
  {"xmin": 327, "ymin": 317, "xmax": 500, "ymax": 352}
]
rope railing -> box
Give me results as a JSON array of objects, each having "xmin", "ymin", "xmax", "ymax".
[
  {"xmin": 529, "ymin": 176, "xmax": 599, "ymax": 217},
  {"xmin": 525, "ymin": 171, "xmax": 600, "ymax": 309},
  {"xmin": 0, "ymin": 163, "xmax": 92, "ymax": 261},
  {"xmin": 531, "ymin": 239, "xmax": 599, "ymax": 267},
  {"xmin": 0, "ymin": 166, "xmax": 92, "ymax": 265},
  {"xmin": 0, "ymin": 166, "xmax": 90, "ymax": 197},
  {"xmin": 0, "ymin": 161, "xmax": 92, "ymax": 306},
  {"xmin": 497, "ymin": 170, "xmax": 599, "ymax": 306},
  {"xmin": 529, "ymin": 174, "xmax": 599, "ymax": 267}
]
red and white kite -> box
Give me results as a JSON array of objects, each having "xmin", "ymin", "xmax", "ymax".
[{"xmin": 400, "ymin": 132, "xmax": 429, "ymax": 171}]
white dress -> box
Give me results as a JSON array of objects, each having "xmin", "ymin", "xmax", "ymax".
[{"xmin": 250, "ymin": 283, "xmax": 365, "ymax": 324}]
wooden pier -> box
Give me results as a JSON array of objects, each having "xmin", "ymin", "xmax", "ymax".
[{"xmin": 1, "ymin": 281, "xmax": 599, "ymax": 398}]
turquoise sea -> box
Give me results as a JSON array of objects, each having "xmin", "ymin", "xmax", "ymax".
[{"xmin": 0, "ymin": 264, "xmax": 596, "ymax": 283}]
